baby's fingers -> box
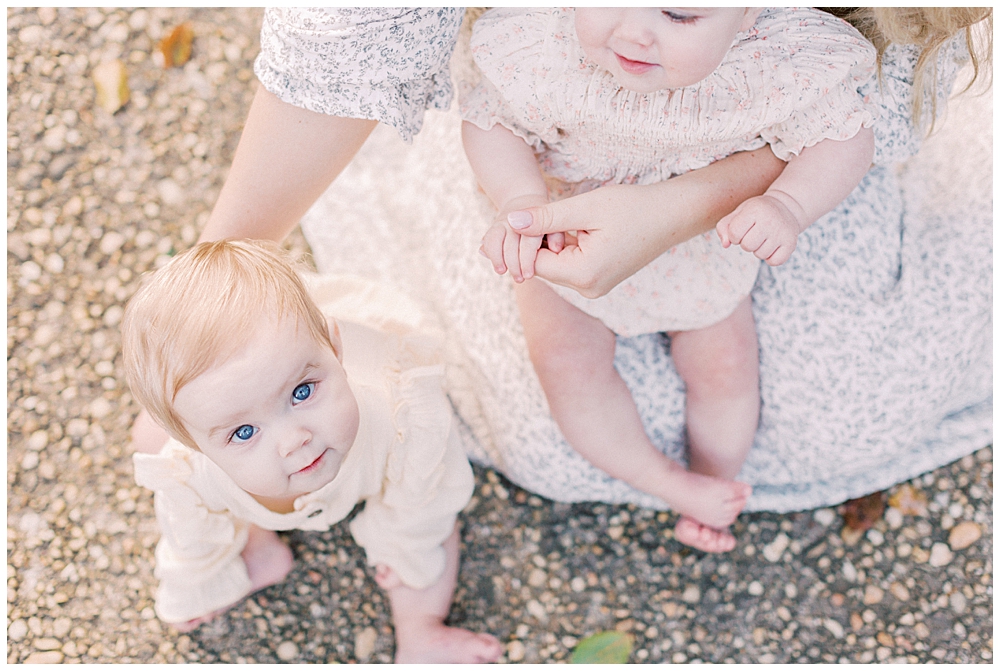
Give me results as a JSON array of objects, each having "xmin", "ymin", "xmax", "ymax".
[
  {"xmin": 546, "ymin": 232, "xmax": 566, "ymax": 253},
  {"xmin": 504, "ymin": 229, "xmax": 525, "ymax": 282},
  {"xmin": 519, "ymin": 235, "xmax": 544, "ymax": 279},
  {"xmin": 481, "ymin": 224, "xmax": 508, "ymax": 275}
]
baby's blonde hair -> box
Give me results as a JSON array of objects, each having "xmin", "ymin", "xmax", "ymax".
[
  {"xmin": 121, "ymin": 240, "xmax": 335, "ymax": 449},
  {"xmin": 829, "ymin": 7, "xmax": 993, "ymax": 129}
]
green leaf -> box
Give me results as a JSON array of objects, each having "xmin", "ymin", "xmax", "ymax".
[{"xmin": 570, "ymin": 631, "xmax": 633, "ymax": 664}]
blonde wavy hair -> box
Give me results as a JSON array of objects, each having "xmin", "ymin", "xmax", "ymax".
[
  {"xmin": 121, "ymin": 240, "xmax": 335, "ymax": 449},
  {"xmin": 827, "ymin": 7, "xmax": 993, "ymax": 128}
]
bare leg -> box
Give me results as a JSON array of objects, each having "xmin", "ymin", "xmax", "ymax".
[
  {"xmin": 172, "ymin": 525, "xmax": 294, "ymax": 632},
  {"xmin": 378, "ymin": 526, "xmax": 502, "ymax": 663},
  {"xmin": 670, "ymin": 297, "xmax": 759, "ymax": 552},
  {"xmin": 516, "ymin": 280, "xmax": 751, "ymax": 535}
]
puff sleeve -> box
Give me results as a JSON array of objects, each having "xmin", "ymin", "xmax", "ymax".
[
  {"xmin": 133, "ymin": 442, "xmax": 252, "ymax": 623},
  {"xmin": 348, "ymin": 366, "xmax": 475, "ymax": 590},
  {"xmin": 254, "ymin": 7, "xmax": 463, "ymax": 142},
  {"xmin": 753, "ymin": 10, "xmax": 879, "ymax": 160},
  {"xmin": 460, "ymin": 8, "xmax": 566, "ymax": 151}
]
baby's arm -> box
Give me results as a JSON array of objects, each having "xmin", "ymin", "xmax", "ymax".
[
  {"xmin": 717, "ymin": 127, "xmax": 875, "ymax": 266},
  {"xmin": 461, "ymin": 121, "xmax": 552, "ymax": 282}
]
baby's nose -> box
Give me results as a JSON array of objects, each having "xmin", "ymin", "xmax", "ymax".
[{"xmin": 279, "ymin": 426, "xmax": 312, "ymax": 456}]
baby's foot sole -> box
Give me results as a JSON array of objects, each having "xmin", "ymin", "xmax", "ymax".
[
  {"xmin": 395, "ymin": 627, "xmax": 503, "ymax": 664},
  {"xmin": 675, "ymin": 515, "xmax": 737, "ymax": 553}
]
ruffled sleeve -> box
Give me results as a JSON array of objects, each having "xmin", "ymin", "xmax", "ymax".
[
  {"xmin": 749, "ymin": 9, "xmax": 878, "ymax": 160},
  {"xmin": 348, "ymin": 366, "xmax": 475, "ymax": 589},
  {"xmin": 459, "ymin": 8, "xmax": 568, "ymax": 151},
  {"xmin": 133, "ymin": 441, "xmax": 252, "ymax": 623},
  {"xmin": 254, "ymin": 7, "xmax": 463, "ymax": 143}
]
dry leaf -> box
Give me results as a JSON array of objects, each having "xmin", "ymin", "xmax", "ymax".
[
  {"xmin": 888, "ymin": 484, "xmax": 928, "ymax": 516},
  {"xmin": 840, "ymin": 491, "xmax": 885, "ymax": 531},
  {"xmin": 92, "ymin": 60, "xmax": 129, "ymax": 114},
  {"xmin": 158, "ymin": 22, "xmax": 194, "ymax": 68}
]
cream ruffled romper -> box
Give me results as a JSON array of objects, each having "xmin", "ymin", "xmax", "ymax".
[
  {"xmin": 133, "ymin": 278, "xmax": 474, "ymax": 624},
  {"xmin": 461, "ymin": 7, "xmax": 877, "ymax": 336}
]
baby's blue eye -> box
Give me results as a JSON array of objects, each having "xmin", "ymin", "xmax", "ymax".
[
  {"xmin": 232, "ymin": 425, "xmax": 256, "ymax": 442},
  {"xmin": 292, "ymin": 383, "xmax": 313, "ymax": 403}
]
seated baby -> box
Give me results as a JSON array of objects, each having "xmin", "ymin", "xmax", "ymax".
[{"xmin": 121, "ymin": 239, "xmax": 502, "ymax": 663}]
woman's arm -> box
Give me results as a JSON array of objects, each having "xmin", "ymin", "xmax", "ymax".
[
  {"xmin": 507, "ymin": 146, "xmax": 786, "ymax": 298},
  {"xmin": 199, "ymin": 87, "xmax": 378, "ymax": 244}
]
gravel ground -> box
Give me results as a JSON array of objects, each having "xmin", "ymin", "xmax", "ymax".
[{"xmin": 6, "ymin": 7, "xmax": 993, "ymax": 664}]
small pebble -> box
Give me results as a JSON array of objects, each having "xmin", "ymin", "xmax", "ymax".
[
  {"xmin": 823, "ymin": 619, "xmax": 844, "ymax": 638},
  {"xmin": 24, "ymin": 651, "xmax": 64, "ymax": 664},
  {"xmin": 747, "ymin": 581, "xmax": 764, "ymax": 596},
  {"xmin": 9, "ymin": 619, "xmax": 28, "ymax": 641},
  {"xmin": 862, "ymin": 585, "xmax": 884, "ymax": 605},
  {"xmin": 507, "ymin": 640, "xmax": 525, "ymax": 662},
  {"xmin": 928, "ymin": 543, "xmax": 953, "ymax": 567},
  {"xmin": 354, "ymin": 627, "xmax": 377, "ymax": 662},
  {"xmin": 948, "ymin": 521, "xmax": 981, "ymax": 550},
  {"xmin": 890, "ymin": 583, "xmax": 910, "ymax": 601},
  {"xmin": 275, "ymin": 641, "xmax": 298, "ymax": 661},
  {"xmin": 813, "ymin": 508, "xmax": 836, "ymax": 526},
  {"xmin": 762, "ymin": 533, "xmax": 789, "ymax": 562},
  {"xmin": 682, "ymin": 585, "xmax": 701, "ymax": 603}
]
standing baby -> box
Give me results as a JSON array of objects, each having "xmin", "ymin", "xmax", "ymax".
[
  {"xmin": 462, "ymin": 7, "xmax": 877, "ymax": 552},
  {"xmin": 121, "ymin": 240, "xmax": 501, "ymax": 663}
]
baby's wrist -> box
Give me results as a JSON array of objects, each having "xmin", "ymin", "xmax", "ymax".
[{"xmin": 763, "ymin": 188, "xmax": 811, "ymax": 233}]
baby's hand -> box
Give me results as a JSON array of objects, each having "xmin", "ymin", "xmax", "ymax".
[
  {"xmin": 716, "ymin": 192, "xmax": 807, "ymax": 267},
  {"xmin": 480, "ymin": 194, "xmax": 552, "ymax": 282}
]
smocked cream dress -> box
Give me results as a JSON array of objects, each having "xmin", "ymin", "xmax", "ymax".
[
  {"xmin": 255, "ymin": 8, "xmax": 991, "ymax": 512},
  {"xmin": 461, "ymin": 7, "xmax": 877, "ymax": 335},
  {"xmin": 133, "ymin": 282, "xmax": 474, "ymax": 623}
]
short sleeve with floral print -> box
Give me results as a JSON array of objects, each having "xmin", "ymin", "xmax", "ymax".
[{"xmin": 254, "ymin": 7, "xmax": 464, "ymax": 142}]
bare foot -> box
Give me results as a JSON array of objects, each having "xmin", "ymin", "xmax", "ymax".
[
  {"xmin": 395, "ymin": 620, "xmax": 503, "ymax": 664},
  {"xmin": 130, "ymin": 408, "xmax": 171, "ymax": 455},
  {"xmin": 171, "ymin": 525, "xmax": 293, "ymax": 632},
  {"xmin": 674, "ymin": 515, "xmax": 737, "ymax": 553},
  {"xmin": 657, "ymin": 468, "xmax": 751, "ymax": 530}
]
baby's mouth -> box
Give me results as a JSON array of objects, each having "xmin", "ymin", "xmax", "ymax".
[
  {"xmin": 615, "ymin": 52, "xmax": 656, "ymax": 75},
  {"xmin": 294, "ymin": 450, "xmax": 326, "ymax": 475}
]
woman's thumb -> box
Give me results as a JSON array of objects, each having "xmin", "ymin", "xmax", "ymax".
[{"xmin": 507, "ymin": 204, "xmax": 562, "ymax": 236}]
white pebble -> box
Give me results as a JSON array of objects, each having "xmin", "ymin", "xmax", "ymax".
[
  {"xmin": 100, "ymin": 231, "xmax": 126, "ymax": 255},
  {"xmin": 526, "ymin": 599, "xmax": 547, "ymax": 620},
  {"xmin": 884, "ymin": 507, "xmax": 903, "ymax": 529},
  {"xmin": 842, "ymin": 560, "xmax": 857, "ymax": 582},
  {"xmin": 103, "ymin": 304, "xmax": 124, "ymax": 326},
  {"xmin": 866, "ymin": 529, "xmax": 884, "ymax": 546},
  {"xmin": 27, "ymin": 430, "xmax": 49, "ymax": 451},
  {"xmin": 949, "ymin": 591, "xmax": 967, "ymax": 614},
  {"xmin": 275, "ymin": 641, "xmax": 298, "ymax": 661},
  {"xmin": 762, "ymin": 533, "xmax": 789, "ymax": 562},
  {"xmin": 8, "ymin": 619, "xmax": 28, "ymax": 641},
  {"xmin": 813, "ymin": 508, "xmax": 836, "ymax": 526},
  {"xmin": 823, "ymin": 619, "xmax": 844, "ymax": 638},
  {"xmin": 354, "ymin": 627, "xmax": 377, "ymax": 662},
  {"xmin": 44, "ymin": 253, "xmax": 64, "ymax": 274},
  {"xmin": 928, "ymin": 543, "xmax": 953, "ymax": 567},
  {"xmin": 507, "ymin": 640, "xmax": 525, "ymax": 662},
  {"xmin": 682, "ymin": 585, "xmax": 701, "ymax": 603},
  {"xmin": 26, "ymin": 227, "xmax": 51, "ymax": 247},
  {"xmin": 570, "ymin": 576, "xmax": 586, "ymax": 592},
  {"xmin": 747, "ymin": 581, "xmax": 764, "ymax": 596},
  {"xmin": 89, "ymin": 397, "xmax": 113, "ymax": 419},
  {"xmin": 157, "ymin": 178, "xmax": 185, "ymax": 206},
  {"xmin": 19, "ymin": 25, "xmax": 46, "ymax": 44},
  {"xmin": 21, "ymin": 452, "xmax": 39, "ymax": 470},
  {"xmin": 65, "ymin": 418, "xmax": 90, "ymax": 437},
  {"xmin": 20, "ymin": 260, "xmax": 42, "ymax": 281}
]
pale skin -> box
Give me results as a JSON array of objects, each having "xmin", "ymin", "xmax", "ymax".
[
  {"xmin": 463, "ymin": 8, "xmax": 875, "ymax": 552},
  {"xmin": 146, "ymin": 317, "xmax": 501, "ymax": 662}
]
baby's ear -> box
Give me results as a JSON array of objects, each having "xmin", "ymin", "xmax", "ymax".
[
  {"xmin": 326, "ymin": 317, "xmax": 344, "ymax": 362},
  {"xmin": 740, "ymin": 8, "xmax": 763, "ymax": 32}
]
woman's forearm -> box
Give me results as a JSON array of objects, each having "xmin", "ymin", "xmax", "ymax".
[
  {"xmin": 525, "ymin": 146, "xmax": 787, "ymax": 297},
  {"xmin": 200, "ymin": 87, "xmax": 378, "ymax": 244}
]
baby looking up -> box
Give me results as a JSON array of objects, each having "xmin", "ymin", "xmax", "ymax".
[
  {"xmin": 121, "ymin": 240, "xmax": 501, "ymax": 663},
  {"xmin": 462, "ymin": 8, "xmax": 877, "ymax": 552}
]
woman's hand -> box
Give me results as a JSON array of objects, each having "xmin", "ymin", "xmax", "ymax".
[
  {"xmin": 507, "ymin": 146, "xmax": 787, "ymax": 298},
  {"xmin": 480, "ymin": 193, "xmax": 553, "ymax": 282}
]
